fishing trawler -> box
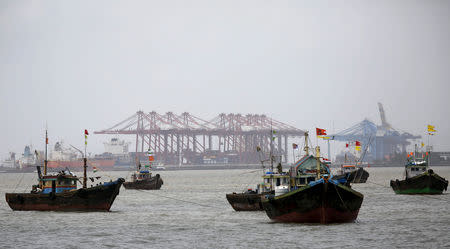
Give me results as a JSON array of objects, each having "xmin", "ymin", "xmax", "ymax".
[
  {"xmin": 226, "ymin": 129, "xmax": 290, "ymax": 211},
  {"xmin": 5, "ymin": 130, "xmax": 124, "ymax": 211},
  {"xmin": 334, "ymin": 164, "xmax": 369, "ymax": 184},
  {"xmin": 334, "ymin": 140, "xmax": 370, "ymax": 183},
  {"xmin": 123, "ymin": 150, "xmax": 163, "ymax": 190},
  {"xmin": 261, "ymin": 132, "xmax": 364, "ymax": 224},
  {"xmin": 226, "ymin": 164, "xmax": 290, "ymax": 211},
  {"xmin": 390, "ymin": 145, "xmax": 448, "ymax": 194}
]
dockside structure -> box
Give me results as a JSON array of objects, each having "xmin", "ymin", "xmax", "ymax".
[{"xmin": 95, "ymin": 111, "xmax": 304, "ymax": 165}]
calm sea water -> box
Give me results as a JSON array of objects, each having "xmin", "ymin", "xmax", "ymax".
[{"xmin": 0, "ymin": 167, "xmax": 449, "ymax": 249}]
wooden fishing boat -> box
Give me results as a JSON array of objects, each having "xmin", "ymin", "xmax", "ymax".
[
  {"xmin": 226, "ymin": 190, "xmax": 264, "ymax": 211},
  {"xmin": 261, "ymin": 132, "xmax": 364, "ymax": 224},
  {"xmin": 123, "ymin": 169, "xmax": 163, "ymax": 190},
  {"xmin": 334, "ymin": 164, "xmax": 369, "ymax": 183},
  {"xmin": 5, "ymin": 131, "xmax": 124, "ymax": 211},
  {"xmin": 5, "ymin": 170, "xmax": 124, "ymax": 211},
  {"xmin": 226, "ymin": 170, "xmax": 289, "ymax": 211},
  {"xmin": 226, "ymin": 128, "xmax": 290, "ymax": 211},
  {"xmin": 123, "ymin": 150, "xmax": 163, "ymax": 190},
  {"xmin": 390, "ymin": 148, "xmax": 448, "ymax": 194}
]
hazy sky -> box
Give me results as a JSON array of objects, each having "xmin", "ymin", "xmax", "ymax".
[{"xmin": 1, "ymin": 0, "xmax": 449, "ymax": 159}]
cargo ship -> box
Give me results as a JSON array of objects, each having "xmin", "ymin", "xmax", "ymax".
[
  {"xmin": 47, "ymin": 159, "xmax": 116, "ymax": 169},
  {"xmin": 47, "ymin": 141, "xmax": 117, "ymax": 169}
]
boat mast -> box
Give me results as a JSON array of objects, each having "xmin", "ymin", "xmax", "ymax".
[
  {"xmin": 83, "ymin": 130, "xmax": 88, "ymax": 188},
  {"xmin": 44, "ymin": 130, "xmax": 48, "ymax": 176},
  {"xmin": 316, "ymin": 146, "xmax": 321, "ymax": 179},
  {"xmin": 414, "ymin": 144, "xmax": 417, "ymax": 162},
  {"xmin": 304, "ymin": 132, "xmax": 309, "ymax": 156},
  {"xmin": 270, "ymin": 119, "xmax": 274, "ymax": 172}
]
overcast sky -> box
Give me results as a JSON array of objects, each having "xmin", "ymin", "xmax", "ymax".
[{"xmin": 1, "ymin": 0, "xmax": 449, "ymax": 159}]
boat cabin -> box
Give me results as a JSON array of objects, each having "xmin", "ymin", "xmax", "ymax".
[
  {"xmin": 292, "ymin": 155, "xmax": 330, "ymax": 187},
  {"xmin": 337, "ymin": 164, "xmax": 358, "ymax": 175},
  {"xmin": 405, "ymin": 160, "xmax": 427, "ymax": 179},
  {"xmin": 132, "ymin": 170, "xmax": 152, "ymax": 181},
  {"xmin": 35, "ymin": 172, "xmax": 78, "ymax": 194},
  {"xmin": 260, "ymin": 172, "xmax": 290, "ymax": 196},
  {"xmin": 404, "ymin": 150, "xmax": 428, "ymax": 179},
  {"xmin": 341, "ymin": 164, "xmax": 356, "ymax": 172}
]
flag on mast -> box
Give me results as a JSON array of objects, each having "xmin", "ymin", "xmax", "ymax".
[
  {"xmin": 316, "ymin": 128, "xmax": 327, "ymax": 136},
  {"xmin": 355, "ymin": 141, "xmax": 361, "ymax": 151},
  {"xmin": 148, "ymin": 149, "xmax": 154, "ymax": 162},
  {"xmin": 84, "ymin": 129, "xmax": 88, "ymax": 145}
]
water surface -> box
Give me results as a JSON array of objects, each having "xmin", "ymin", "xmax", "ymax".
[{"xmin": 0, "ymin": 167, "xmax": 449, "ymax": 248}]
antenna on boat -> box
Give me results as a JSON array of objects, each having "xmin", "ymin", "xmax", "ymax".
[
  {"xmin": 356, "ymin": 135, "xmax": 373, "ymax": 166},
  {"xmin": 414, "ymin": 144, "xmax": 417, "ymax": 162},
  {"xmin": 44, "ymin": 129, "xmax": 48, "ymax": 176}
]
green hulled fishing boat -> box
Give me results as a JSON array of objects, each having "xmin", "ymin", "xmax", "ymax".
[{"xmin": 390, "ymin": 146, "xmax": 448, "ymax": 195}]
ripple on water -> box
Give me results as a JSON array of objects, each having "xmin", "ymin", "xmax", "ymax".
[{"xmin": 0, "ymin": 167, "xmax": 449, "ymax": 248}]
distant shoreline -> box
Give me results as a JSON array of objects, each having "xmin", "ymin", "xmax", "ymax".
[{"xmin": 1, "ymin": 163, "xmax": 450, "ymax": 174}]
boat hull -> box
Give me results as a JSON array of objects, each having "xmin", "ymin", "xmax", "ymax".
[
  {"xmin": 347, "ymin": 167, "xmax": 369, "ymax": 183},
  {"xmin": 226, "ymin": 193, "xmax": 264, "ymax": 211},
  {"xmin": 47, "ymin": 159, "xmax": 116, "ymax": 169},
  {"xmin": 123, "ymin": 174, "xmax": 163, "ymax": 190},
  {"xmin": 262, "ymin": 181, "xmax": 363, "ymax": 224},
  {"xmin": 390, "ymin": 169, "xmax": 448, "ymax": 195},
  {"xmin": 5, "ymin": 178, "xmax": 124, "ymax": 211},
  {"xmin": 334, "ymin": 167, "xmax": 369, "ymax": 183}
]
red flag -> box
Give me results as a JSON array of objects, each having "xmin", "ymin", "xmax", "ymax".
[
  {"xmin": 346, "ymin": 143, "xmax": 349, "ymax": 148},
  {"xmin": 85, "ymin": 129, "xmax": 89, "ymax": 135},
  {"xmin": 355, "ymin": 141, "xmax": 361, "ymax": 146},
  {"xmin": 316, "ymin": 128, "xmax": 327, "ymax": 136},
  {"xmin": 292, "ymin": 143, "xmax": 298, "ymax": 149}
]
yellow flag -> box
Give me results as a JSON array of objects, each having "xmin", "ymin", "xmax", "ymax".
[
  {"xmin": 421, "ymin": 142, "xmax": 424, "ymax": 147},
  {"xmin": 427, "ymin": 125, "xmax": 436, "ymax": 132},
  {"xmin": 355, "ymin": 146, "xmax": 361, "ymax": 151}
]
